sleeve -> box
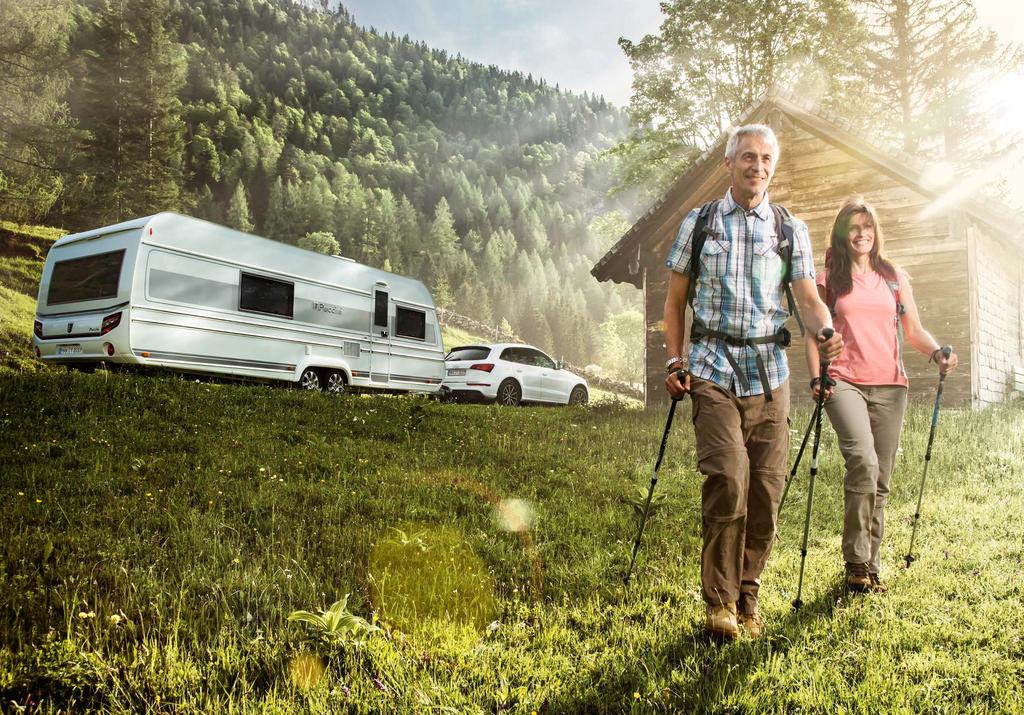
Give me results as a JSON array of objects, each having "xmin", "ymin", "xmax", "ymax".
[
  {"xmin": 815, "ymin": 265, "xmax": 827, "ymax": 289},
  {"xmin": 664, "ymin": 208, "xmax": 701, "ymax": 275},
  {"xmin": 788, "ymin": 217, "xmax": 816, "ymax": 281}
]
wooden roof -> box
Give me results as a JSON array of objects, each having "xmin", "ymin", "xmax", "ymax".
[{"xmin": 592, "ymin": 90, "xmax": 1020, "ymax": 287}]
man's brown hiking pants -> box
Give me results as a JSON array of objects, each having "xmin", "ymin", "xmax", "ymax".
[{"xmin": 690, "ymin": 377, "xmax": 789, "ymax": 613}]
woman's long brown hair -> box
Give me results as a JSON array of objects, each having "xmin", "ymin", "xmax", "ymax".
[{"xmin": 824, "ymin": 197, "xmax": 898, "ymax": 308}]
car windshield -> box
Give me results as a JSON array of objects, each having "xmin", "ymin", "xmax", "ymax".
[{"xmin": 446, "ymin": 346, "xmax": 491, "ymax": 361}]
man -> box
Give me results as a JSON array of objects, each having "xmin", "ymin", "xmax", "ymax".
[{"xmin": 663, "ymin": 124, "xmax": 842, "ymax": 640}]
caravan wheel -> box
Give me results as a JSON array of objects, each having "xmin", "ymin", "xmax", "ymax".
[
  {"xmin": 325, "ymin": 370, "xmax": 347, "ymax": 394},
  {"xmin": 299, "ymin": 368, "xmax": 322, "ymax": 391}
]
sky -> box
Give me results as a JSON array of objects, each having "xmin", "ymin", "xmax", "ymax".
[
  {"xmin": 339, "ymin": 0, "xmax": 663, "ymax": 107},
  {"xmin": 339, "ymin": 0, "xmax": 1023, "ymax": 110}
]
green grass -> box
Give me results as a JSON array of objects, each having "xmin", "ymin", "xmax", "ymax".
[
  {"xmin": 1, "ymin": 371, "xmax": 1021, "ymax": 712},
  {"xmin": 0, "ymin": 221, "xmax": 58, "ymax": 374},
  {"xmin": 440, "ymin": 324, "xmax": 486, "ymax": 353}
]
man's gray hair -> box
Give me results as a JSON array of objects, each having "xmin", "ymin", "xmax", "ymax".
[{"xmin": 724, "ymin": 124, "xmax": 780, "ymax": 162}]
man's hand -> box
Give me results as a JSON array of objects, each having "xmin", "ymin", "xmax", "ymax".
[
  {"xmin": 817, "ymin": 328, "xmax": 843, "ymax": 363},
  {"xmin": 665, "ymin": 368, "xmax": 690, "ymax": 399}
]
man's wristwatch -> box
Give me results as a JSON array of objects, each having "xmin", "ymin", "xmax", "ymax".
[
  {"xmin": 665, "ymin": 356, "xmax": 685, "ymax": 372},
  {"xmin": 809, "ymin": 377, "xmax": 821, "ymax": 389}
]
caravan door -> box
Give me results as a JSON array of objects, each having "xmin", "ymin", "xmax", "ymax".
[{"xmin": 370, "ymin": 286, "xmax": 391, "ymax": 383}]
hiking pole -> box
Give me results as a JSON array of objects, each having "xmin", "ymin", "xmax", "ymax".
[
  {"xmin": 793, "ymin": 328, "xmax": 834, "ymax": 610},
  {"xmin": 624, "ymin": 369, "xmax": 686, "ymax": 587},
  {"xmin": 777, "ymin": 407, "xmax": 818, "ymax": 518},
  {"xmin": 904, "ymin": 345, "xmax": 953, "ymax": 568}
]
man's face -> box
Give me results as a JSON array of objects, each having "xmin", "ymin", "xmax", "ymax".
[{"xmin": 725, "ymin": 135, "xmax": 776, "ymax": 202}]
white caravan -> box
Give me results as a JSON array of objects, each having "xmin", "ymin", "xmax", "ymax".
[{"xmin": 32, "ymin": 212, "xmax": 445, "ymax": 393}]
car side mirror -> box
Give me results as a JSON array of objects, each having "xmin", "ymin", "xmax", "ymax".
[{"xmin": 554, "ymin": 360, "xmax": 563, "ymax": 370}]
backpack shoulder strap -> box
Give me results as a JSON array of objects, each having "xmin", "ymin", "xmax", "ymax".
[
  {"xmin": 886, "ymin": 274, "xmax": 907, "ymax": 377},
  {"xmin": 885, "ymin": 278, "xmax": 906, "ymax": 315},
  {"xmin": 770, "ymin": 203, "xmax": 805, "ymax": 336},
  {"xmin": 687, "ymin": 200, "xmax": 720, "ymax": 303}
]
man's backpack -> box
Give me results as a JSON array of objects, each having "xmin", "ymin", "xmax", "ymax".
[{"xmin": 687, "ymin": 199, "xmax": 806, "ymax": 336}]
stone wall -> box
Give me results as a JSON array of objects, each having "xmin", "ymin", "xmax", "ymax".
[{"xmin": 970, "ymin": 225, "xmax": 1024, "ymax": 407}]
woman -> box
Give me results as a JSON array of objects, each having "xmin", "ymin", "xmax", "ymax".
[{"xmin": 806, "ymin": 197, "xmax": 957, "ymax": 593}]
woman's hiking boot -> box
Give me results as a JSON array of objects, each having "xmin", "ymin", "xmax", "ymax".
[
  {"xmin": 868, "ymin": 572, "xmax": 889, "ymax": 593},
  {"xmin": 845, "ymin": 562, "xmax": 872, "ymax": 592},
  {"xmin": 738, "ymin": 610, "xmax": 763, "ymax": 639}
]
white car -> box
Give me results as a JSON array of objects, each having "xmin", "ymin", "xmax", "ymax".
[{"xmin": 440, "ymin": 343, "xmax": 589, "ymax": 406}]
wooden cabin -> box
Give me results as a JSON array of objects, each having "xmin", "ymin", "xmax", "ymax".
[{"xmin": 592, "ymin": 91, "xmax": 1024, "ymax": 409}]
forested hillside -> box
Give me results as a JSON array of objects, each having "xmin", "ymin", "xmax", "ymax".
[{"xmin": 0, "ymin": 0, "xmax": 643, "ymax": 376}]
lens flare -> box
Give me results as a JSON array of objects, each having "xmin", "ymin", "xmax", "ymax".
[
  {"xmin": 288, "ymin": 652, "xmax": 325, "ymax": 690},
  {"xmin": 368, "ymin": 524, "xmax": 498, "ymax": 635},
  {"xmin": 495, "ymin": 498, "xmax": 535, "ymax": 532}
]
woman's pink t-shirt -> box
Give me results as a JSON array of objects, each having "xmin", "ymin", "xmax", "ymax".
[{"xmin": 816, "ymin": 266, "xmax": 908, "ymax": 387}]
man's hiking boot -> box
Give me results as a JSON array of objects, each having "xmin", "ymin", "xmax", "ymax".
[
  {"xmin": 845, "ymin": 562, "xmax": 872, "ymax": 593},
  {"xmin": 868, "ymin": 572, "xmax": 889, "ymax": 594},
  {"xmin": 705, "ymin": 602, "xmax": 738, "ymax": 640},
  {"xmin": 738, "ymin": 610, "xmax": 763, "ymax": 639}
]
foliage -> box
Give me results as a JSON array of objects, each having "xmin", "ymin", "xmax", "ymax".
[
  {"xmin": 3, "ymin": 0, "xmax": 644, "ymax": 372},
  {"xmin": 596, "ymin": 310, "xmax": 644, "ymax": 384},
  {"xmin": 0, "ymin": 0, "xmax": 77, "ymax": 223},
  {"xmin": 288, "ymin": 594, "xmax": 381, "ymax": 646},
  {"xmin": 72, "ymin": 0, "xmax": 188, "ymax": 225},
  {"xmin": 858, "ymin": 0, "xmax": 1024, "ymax": 161},
  {"xmin": 614, "ymin": 0, "xmax": 870, "ymax": 194},
  {"xmin": 298, "ymin": 230, "xmax": 340, "ymax": 255},
  {"xmin": 0, "ymin": 371, "xmax": 1021, "ymax": 712}
]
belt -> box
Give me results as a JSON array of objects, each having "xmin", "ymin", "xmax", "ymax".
[{"xmin": 690, "ymin": 322, "xmax": 791, "ymax": 401}]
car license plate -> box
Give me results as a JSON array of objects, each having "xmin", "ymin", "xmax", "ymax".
[
  {"xmin": 448, "ymin": 368, "xmax": 466, "ymax": 376},
  {"xmin": 57, "ymin": 344, "xmax": 83, "ymax": 356}
]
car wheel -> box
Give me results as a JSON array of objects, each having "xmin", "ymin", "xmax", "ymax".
[
  {"xmin": 569, "ymin": 385, "xmax": 589, "ymax": 406},
  {"xmin": 325, "ymin": 370, "xmax": 347, "ymax": 394},
  {"xmin": 299, "ymin": 367, "xmax": 322, "ymax": 391},
  {"xmin": 497, "ymin": 379, "xmax": 521, "ymax": 406}
]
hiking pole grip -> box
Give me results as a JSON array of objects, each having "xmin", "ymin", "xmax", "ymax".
[
  {"xmin": 926, "ymin": 345, "xmax": 952, "ymax": 460},
  {"xmin": 624, "ymin": 371, "xmax": 687, "ymax": 587}
]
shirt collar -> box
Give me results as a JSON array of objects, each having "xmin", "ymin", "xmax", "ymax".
[{"xmin": 723, "ymin": 188, "xmax": 771, "ymax": 220}]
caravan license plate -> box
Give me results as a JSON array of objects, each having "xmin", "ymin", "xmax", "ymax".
[
  {"xmin": 57, "ymin": 344, "xmax": 83, "ymax": 356},
  {"xmin": 447, "ymin": 368, "xmax": 466, "ymax": 376}
]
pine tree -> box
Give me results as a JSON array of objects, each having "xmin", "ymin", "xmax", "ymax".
[
  {"xmin": 859, "ymin": 0, "xmax": 1022, "ymax": 159},
  {"xmin": 0, "ymin": 0, "xmax": 76, "ymax": 223},
  {"xmin": 428, "ymin": 197, "xmax": 459, "ymax": 265},
  {"xmin": 225, "ymin": 181, "xmax": 254, "ymax": 232},
  {"xmin": 75, "ymin": 0, "xmax": 186, "ymax": 225}
]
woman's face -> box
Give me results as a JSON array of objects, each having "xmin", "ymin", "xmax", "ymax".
[{"xmin": 846, "ymin": 211, "xmax": 875, "ymax": 259}]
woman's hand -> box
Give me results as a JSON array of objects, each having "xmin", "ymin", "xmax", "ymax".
[
  {"xmin": 933, "ymin": 347, "xmax": 958, "ymax": 376},
  {"xmin": 809, "ymin": 376, "xmax": 833, "ymax": 401}
]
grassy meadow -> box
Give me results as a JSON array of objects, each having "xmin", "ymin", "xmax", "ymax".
[
  {"xmin": 0, "ymin": 222, "xmax": 1021, "ymax": 711},
  {"xmin": 1, "ymin": 368, "xmax": 1022, "ymax": 713}
]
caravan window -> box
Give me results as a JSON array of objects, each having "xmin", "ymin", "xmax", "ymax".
[
  {"xmin": 374, "ymin": 290, "xmax": 388, "ymax": 327},
  {"xmin": 396, "ymin": 306, "xmax": 426, "ymax": 340},
  {"xmin": 239, "ymin": 273, "xmax": 294, "ymax": 318},
  {"xmin": 48, "ymin": 249, "xmax": 125, "ymax": 305}
]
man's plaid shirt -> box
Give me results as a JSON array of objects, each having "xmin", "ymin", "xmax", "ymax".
[{"xmin": 664, "ymin": 190, "xmax": 815, "ymax": 396}]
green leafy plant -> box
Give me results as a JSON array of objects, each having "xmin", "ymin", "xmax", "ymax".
[
  {"xmin": 287, "ymin": 595, "xmax": 381, "ymax": 646},
  {"xmin": 621, "ymin": 484, "xmax": 668, "ymax": 520}
]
